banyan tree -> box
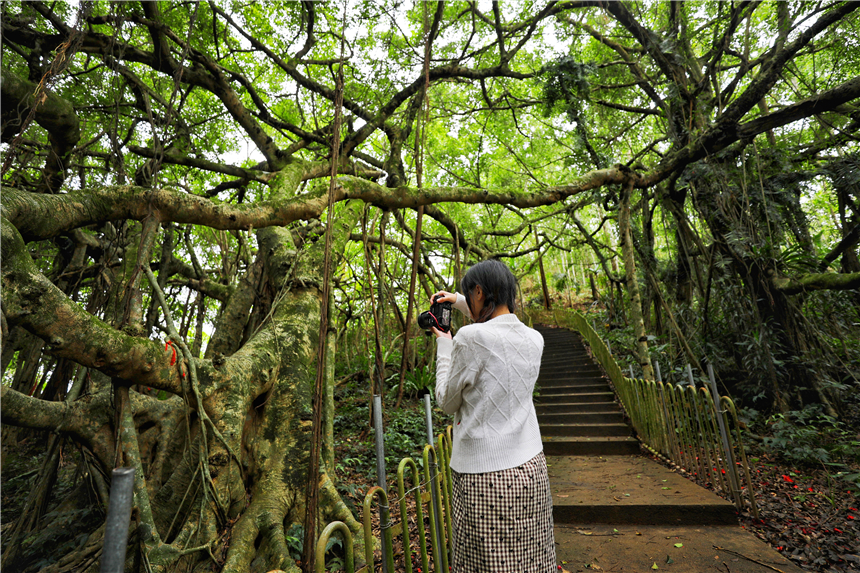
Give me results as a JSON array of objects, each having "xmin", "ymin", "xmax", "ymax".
[{"xmin": 1, "ymin": 1, "xmax": 858, "ymax": 571}]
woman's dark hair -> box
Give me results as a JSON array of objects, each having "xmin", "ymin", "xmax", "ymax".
[{"xmin": 460, "ymin": 259, "xmax": 518, "ymax": 323}]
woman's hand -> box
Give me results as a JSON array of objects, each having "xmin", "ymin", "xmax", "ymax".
[
  {"xmin": 431, "ymin": 290, "xmax": 457, "ymax": 305},
  {"xmin": 431, "ymin": 326, "xmax": 453, "ymax": 340}
]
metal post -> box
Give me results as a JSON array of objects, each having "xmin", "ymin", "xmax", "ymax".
[
  {"xmin": 373, "ymin": 395, "xmax": 390, "ymax": 573},
  {"xmin": 424, "ymin": 394, "xmax": 445, "ymax": 569},
  {"xmin": 707, "ymin": 364, "xmax": 741, "ymax": 505},
  {"xmin": 101, "ymin": 467, "xmax": 135, "ymax": 573}
]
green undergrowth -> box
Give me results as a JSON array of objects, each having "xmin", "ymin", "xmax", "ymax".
[
  {"xmin": 740, "ymin": 404, "xmax": 860, "ymax": 490},
  {"xmin": 332, "ymin": 372, "xmax": 453, "ymax": 512}
]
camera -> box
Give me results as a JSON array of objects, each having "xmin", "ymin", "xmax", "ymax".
[{"xmin": 417, "ymin": 296, "xmax": 452, "ymax": 333}]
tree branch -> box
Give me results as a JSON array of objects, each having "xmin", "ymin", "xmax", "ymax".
[
  {"xmin": 595, "ymin": 99, "xmax": 662, "ymax": 115},
  {"xmin": 127, "ymin": 145, "xmax": 270, "ymax": 182},
  {"xmin": 771, "ymin": 271, "xmax": 860, "ymax": 295},
  {"xmin": 821, "ymin": 222, "xmax": 860, "ymax": 270},
  {"xmin": 1, "ymin": 67, "xmax": 81, "ymax": 192},
  {"xmin": 1, "ymin": 217, "xmax": 184, "ymax": 394},
  {"xmin": 2, "ymin": 166, "xmax": 632, "ymax": 241}
]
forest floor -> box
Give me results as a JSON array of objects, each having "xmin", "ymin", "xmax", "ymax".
[
  {"xmin": 332, "ymin": 387, "xmax": 454, "ymax": 572},
  {"xmin": 643, "ymin": 425, "xmax": 860, "ymax": 572}
]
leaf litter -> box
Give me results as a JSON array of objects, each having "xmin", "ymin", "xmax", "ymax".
[{"xmin": 646, "ymin": 450, "xmax": 859, "ymax": 571}]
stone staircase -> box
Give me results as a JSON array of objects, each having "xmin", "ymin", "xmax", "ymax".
[
  {"xmin": 535, "ymin": 324, "xmax": 740, "ymax": 527},
  {"xmin": 534, "ymin": 325, "xmax": 640, "ymax": 456},
  {"xmin": 534, "ymin": 325, "xmax": 804, "ymax": 572}
]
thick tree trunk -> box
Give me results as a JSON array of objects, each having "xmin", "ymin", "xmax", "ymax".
[
  {"xmin": 618, "ymin": 181, "xmax": 655, "ymax": 381},
  {"xmin": 0, "ymin": 192, "xmax": 366, "ymax": 572},
  {"xmin": 535, "ymin": 229, "xmax": 552, "ymax": 310}
]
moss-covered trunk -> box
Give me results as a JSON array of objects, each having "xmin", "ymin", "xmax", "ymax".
[
  {"xmin": 0, "ymin": 198, "xmax": 365, "ymax": 573},
  {"xmin": 618, "ymin": 181, "xmax": 655, "ymax": 381}
]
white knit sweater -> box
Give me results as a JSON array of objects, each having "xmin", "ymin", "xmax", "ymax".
[{"xmin": 435, "ymin": 294, "xmax": 545, "ymax": 474}]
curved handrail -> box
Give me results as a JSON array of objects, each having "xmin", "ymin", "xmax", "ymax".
[
  {"xmin": 315, "ymin": 521, "xmax": 355, "ymax": 573},
  {"xmin": 362, "ymin": 486, "xmax": 394, "ymax": 573},
  {"xmin": 397, "ymin": 457, "xmax": 429, "ymax": 573}
]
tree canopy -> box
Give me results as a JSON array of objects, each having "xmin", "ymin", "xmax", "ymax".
[{"xmin": 1, "ymin": 1, "xmax": 858, "ymax": 572}]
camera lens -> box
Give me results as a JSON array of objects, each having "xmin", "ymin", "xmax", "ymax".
[{"xmin": 417, "ymin": 310, "xmax": 434, "ymax": 330}]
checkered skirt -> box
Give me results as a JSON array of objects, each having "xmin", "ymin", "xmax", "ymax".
[{"xmin": 450, "ymin": 452, "xmax": 556, "ymax": 573}]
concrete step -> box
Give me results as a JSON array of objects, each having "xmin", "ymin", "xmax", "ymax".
[
  {"xmin": 537, "ymin": 411, "xmax": 625, "ymax": 425},
  {"xmin": 541, "ymin": 366, "xmax": 597, "ymax": 375},
  {"xmin": 537, "ymin": 376, "xmax": 606, "ymax": 386},
  {"xmin": 536, "ymin": 324, "xmax": 639, "ymax": 456},
  {"xmin": 539, "ymin": 375, "xmax": 604, "ymax": 385},
  {"xmin": 541, "ymin": 344, "xmax": 586, "ymax": 351},
  {"xmin": 541, "ymin": 353, "xmax": 591, "ymax": 361},
  {"xmin": 538, "ymin": 384, "xmax": 612, "ymax": 395},
  {"xmin": 537, "ymin": 391, "xmax": 615, "ymax": 402},
  {"xmin": 540, "ymin": 345, "xmax": 587, "ymax": 353},
  {"xmin": 539, "ymin": 369, "xmax": 604, "ymax": 377},
  {"xmin": 539, "ymin": 366, "xmax": 604, "ymax": 376},
  {"xmin": 541, "ymin": 423, "xmax": 631, "ymax": 437},
  {"xmin": 540, "ymin": 357, "xmax": 599, "ymax": 365},
  {"xmin": 542, "ymin": 436, "xmax": 640, "ymax": 456},
  {"xmin": 541, "ymin": 370, "xmax": 599, "ymax": 379},
  {"xmin": 535, "ymin": 327, "xmax": 796, "ymax": 573},
  {"xmin": 555, "ymin": 524, "xmax": 806, "ymax": 573},
  {"xmin": 546, "ymin": 455, "xmax": 738, "ymax": 526},
  {"xmin": 537, "ymin": 328, "xmax": 582, "ymax": 344},
  {"xmin": 536, "ymin": 401, "xmax": 619, "ymax": 414},
  {"xmin": 538, "ymin": 382, "xmax": 612, "ymax": 396}
]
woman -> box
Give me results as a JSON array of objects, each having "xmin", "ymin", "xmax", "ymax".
[{"xmin": 431, "ymin": 259, "xmax": 556, "ymax": 573}]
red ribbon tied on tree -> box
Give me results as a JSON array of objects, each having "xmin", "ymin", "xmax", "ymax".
[{"xmin": 165, "ymin": 340, "xmax": 177, "ymax": 366}]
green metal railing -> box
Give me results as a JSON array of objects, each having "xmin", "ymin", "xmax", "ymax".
[
  {"xmin": 315, "ymin": 427, "xmax": 454, "ymax": 573},
  {"xmin": 546, "ymin": 309, "xmax": 759, "ymax": 518}
]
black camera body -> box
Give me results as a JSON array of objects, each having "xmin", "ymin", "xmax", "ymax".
[{"xmin": 417, "ymin": 296, "xmax": 453, "ymax": 333}]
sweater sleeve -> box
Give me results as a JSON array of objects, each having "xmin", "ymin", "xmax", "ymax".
[
  {"xmin": 435, "ymin": 331, "xmax": 481, "ymax": 415},
  {"xmin": 453, "ymin": 292, "xmax": 473, "ymax": 320}
]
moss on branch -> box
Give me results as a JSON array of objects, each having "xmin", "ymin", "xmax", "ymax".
[
  {"xmin": 2, "ymin": 164, "xmax": 630, "ymax": 242},
  {"xmin": 771, "ymin": 272, "xmax": 860, "ymax": 294}
]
